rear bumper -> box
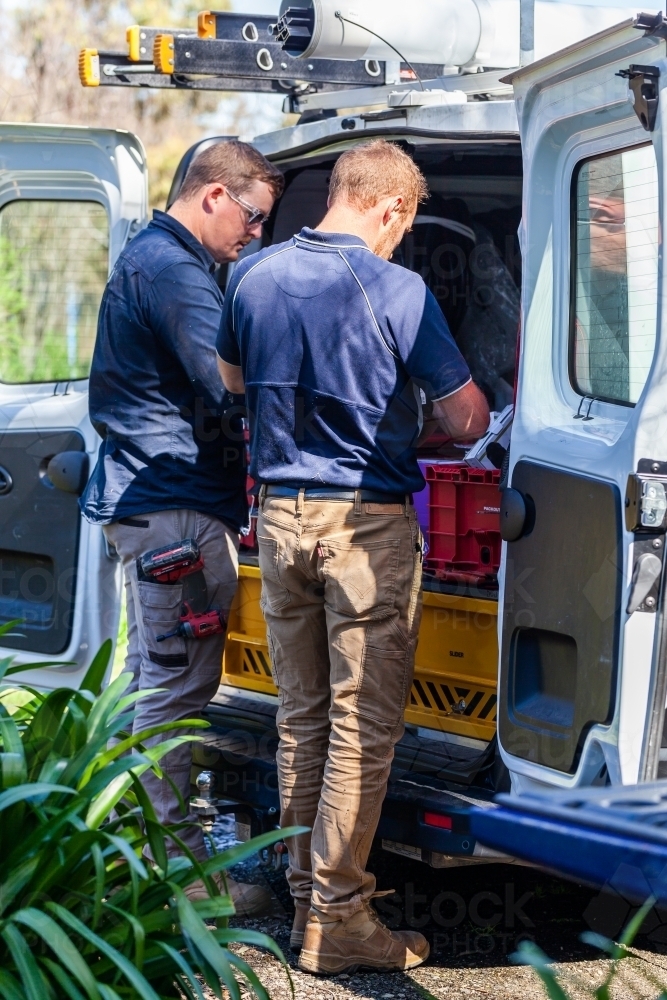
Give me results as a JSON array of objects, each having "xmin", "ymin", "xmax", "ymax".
[
  {"xmin": 470, "ymin": 788, "xmax": 667, "ymax": 901},
  {"xmin": 194, "ymin": 686, "xmax": 512, "ymax": 865}
]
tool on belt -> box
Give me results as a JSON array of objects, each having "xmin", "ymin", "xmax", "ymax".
[
  {"xmin": 139, "ymin": 538, "xmax": 226, "ymax": 642},
  {"xmin": 138, "ymin": 538, "xmax": 204, "ymax": 584},
  {"xmin": 156, "ymin": 603, "xmax": 226, "ymax": 642}
]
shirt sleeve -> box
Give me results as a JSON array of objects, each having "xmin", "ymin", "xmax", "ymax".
[
  {"xmin": 216, "ymin": 269, "xmax": 242, "ymax": 367},
  {"xmin": 401, "ymin": 286, "xmax": 472, "ymax": 401},
  {"xmin": 147, "ymin": 261, "xmax": 226, "ymax": 410}
]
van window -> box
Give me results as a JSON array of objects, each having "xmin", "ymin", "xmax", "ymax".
[
  {"xmin": 0, "ymin": 200, "xmax": 108, "ymax": 383},
  {"xmin": 571, "ymin": 144, "xmax": 658, "ymax": 406}
]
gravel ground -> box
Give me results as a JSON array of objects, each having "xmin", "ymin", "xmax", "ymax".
[{"xmin": 203, "ymin": 817, "xmax": 667, "ymax": 1000}]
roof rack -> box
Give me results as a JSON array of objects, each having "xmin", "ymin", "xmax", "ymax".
[
  {"xmin": 80, "ymin": 10, "xmax": 445, "ymax": 105},
  {"xmin": 79, "ymin": 9, "xmax": 515, "ymax": 110},
  {"xmin": 291, "ymin": 70, "xmax": 513, "ymax": 114}
]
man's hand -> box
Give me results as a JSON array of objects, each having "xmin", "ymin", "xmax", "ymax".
[
  {"xmin": 217, "ymin": 355, "xmax": 245, "ymax": 394},
  {"xmin": 432, "ymin": 381, "xmax": 490, "ymax": 442}
]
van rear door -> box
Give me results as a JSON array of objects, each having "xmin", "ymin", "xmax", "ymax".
[
  {"xmin": 499, "ymin": 15, "xmax": 667, "ymax": 790},
  {"xmin": 0, "ymin": 124, "xmax": 147, "ymax": 688}
]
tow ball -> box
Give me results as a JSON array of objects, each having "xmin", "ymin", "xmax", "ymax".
[{"xmin": 191, "ymin": 771, "xmax": 286, "ymax": 866}]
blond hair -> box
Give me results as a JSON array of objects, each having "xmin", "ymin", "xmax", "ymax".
[{"xmin": 328, "ymin": 140, "xmax": 428, "ymax": 215}]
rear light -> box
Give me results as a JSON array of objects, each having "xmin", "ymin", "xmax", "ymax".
[{"xmin": 424, "ymin": 811, "xmax": 453, "ymax": 831}]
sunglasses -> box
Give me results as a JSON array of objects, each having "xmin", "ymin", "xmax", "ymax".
[{"xmin": 226, "ymin": 187, "xmax": 270, "ymax": 228}]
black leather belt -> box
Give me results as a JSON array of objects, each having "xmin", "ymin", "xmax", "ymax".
[{"xmin": 263, "ymin": 485, "xmax": 408, "ymax": 504}]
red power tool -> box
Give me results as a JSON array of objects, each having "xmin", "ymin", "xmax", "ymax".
[
  {"xmin": 156, "ymin": 603, "xmax": 226, "ymax": 643},
  {"xmin": 138, "ymin": 538, "xmax": 204, "ymax": 584}
]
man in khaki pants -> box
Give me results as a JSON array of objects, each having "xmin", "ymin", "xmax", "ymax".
[{"xmin": 217, "ymin": 140, "xmax": 489, "ymax": 973}]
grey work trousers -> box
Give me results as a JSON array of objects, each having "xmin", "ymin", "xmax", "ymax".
[{"xmin": 104, "ymin": 509, "xmax": 239, "ymax": 860}]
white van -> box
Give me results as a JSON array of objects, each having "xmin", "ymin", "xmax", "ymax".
[{"xmin": 0, "ymin": 12, "xmax": 663, "ymax": 865}]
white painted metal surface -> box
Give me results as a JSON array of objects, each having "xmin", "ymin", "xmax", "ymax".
[
  {"xmin": 500, "ymin": 19, "xmax": 667, "ymax": 790},
  {"xmin": 0, "ymin": 124, "xmax": 148, "ymax": 689},
  {"xmin": 252, "ymin": 99, "xmax": 520, "ymax": 160}
]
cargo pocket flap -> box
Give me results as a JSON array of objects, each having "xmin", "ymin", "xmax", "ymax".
[{"xmin": 138, "ymin": 581, "xmax": 183, "ymax": 610}]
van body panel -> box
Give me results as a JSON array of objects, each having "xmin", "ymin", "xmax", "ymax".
[
  {"xmin": 0, "ymin": 124, "xmax": 147, "ymax": 687},
  {"xmin": 252, "ymin": 101, "xmax": 519, "ymax": 160},
  {"xmin": 500, "ymin": 20, "xmax": 667, "ymax": 789}
]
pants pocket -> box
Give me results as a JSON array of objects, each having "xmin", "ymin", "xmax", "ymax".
[
  {"xmin": 138, "ymin": 580, "xmax": 188, "ymax": 668},
  {"xmin": 319, "ymin": 538, "xmax": 400, "ymax": 618},
  {"xmin": 266, "ymin": 629, "xmax": 282, "ymax": 690},
  {"xmin": 258, "ymin": 536, "xmax": 292, "ymax": 613},
  {"xmin": 355, "ymin": 619, "xmax": 411, "ymax": 726}
]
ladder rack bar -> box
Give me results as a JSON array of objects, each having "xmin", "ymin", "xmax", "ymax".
[
  {"xmin": 90, "ymin": 51, "xmax": 381, "ymax": 94},
  {"xmin": 83, "ymin": 34, "xmax": 445, "ymax": 97},
  {"xmin": 290, "ymin": 70, "xmax": 514, "ymax": 113},
  {"xmin": 167, "ymin": 35, "xmax": 391, "ymax": 84}
]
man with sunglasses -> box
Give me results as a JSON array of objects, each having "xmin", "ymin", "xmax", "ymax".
[{"xmin": 81, "ymin": 140, "xmax": 283, "ymax": 911}]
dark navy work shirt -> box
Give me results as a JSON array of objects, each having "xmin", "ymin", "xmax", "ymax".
[
  {"xmin": 216, "ymin": 228, "xmax": 471, "ymax": 494},
  {"xmin": 80, "ymin": 211, "xmax": 247, "ymax": 531}
]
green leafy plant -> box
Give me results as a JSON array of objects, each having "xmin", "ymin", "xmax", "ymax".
[
  {"xmin": 514, "ymin": 897, "xmax": 667, "ymax": 999},
  {"xmin": 0, "ymin": 629, "xmax": 299, "ymax": 999}
]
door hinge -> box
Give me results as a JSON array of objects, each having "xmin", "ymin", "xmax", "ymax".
[{"xmin": 617, "ymin": 64, "xmax": 660, "ymax": 132}]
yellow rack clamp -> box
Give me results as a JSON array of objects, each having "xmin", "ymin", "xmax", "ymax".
[
  {"xmin": 153, "ymin": 34, "xmax": 175, "ymax": 74},
  {"xmin": 198, "ymin": 11, "xmax": 216, "ymax": 38},
  {"xmin": 127, "ymin": 25, "xmax": 150, "ymax": 62},
  {"xmin": 79, "ymin": 49, "xmax": 100, "ymax": 87}
]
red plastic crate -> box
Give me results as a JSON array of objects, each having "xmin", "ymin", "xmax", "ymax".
[{"xmin": 423, "ymin": 465, "xmax": 501, "ymax": 584}]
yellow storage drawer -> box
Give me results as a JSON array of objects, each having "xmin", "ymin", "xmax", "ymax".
[
  {"xmin": 222, "ymin": 565, "xmax": 498, "ymax": 741},
  {"xmin": 407, "ymin": 591, "xmax": 498, "ymax": 741}
]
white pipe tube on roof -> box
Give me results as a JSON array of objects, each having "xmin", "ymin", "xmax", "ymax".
[
  {"xmin": 276, "ymin": 0, "xmax": 660, "ymax": 69},
  {"xmin": 277, "ymin": 0, "xmax": 483, "ymax": 65}
]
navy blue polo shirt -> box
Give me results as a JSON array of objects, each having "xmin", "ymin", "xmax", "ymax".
[
  {"xmin": 216, "ymin": 228, "xmax": 471, "ymax": 494},
  {"xmin": 80, "ymin": 211, "xmax": 247, "ymax": 531}
]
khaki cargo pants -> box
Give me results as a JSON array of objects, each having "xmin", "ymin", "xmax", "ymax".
[{"xmin": 258, "ymin": 493, "xmax": 423, "ymax": 919}]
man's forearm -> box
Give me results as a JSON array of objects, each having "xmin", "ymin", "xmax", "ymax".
[{"xmin": 432, "ymin": 381, "xmax": 490, "ymax": 442}]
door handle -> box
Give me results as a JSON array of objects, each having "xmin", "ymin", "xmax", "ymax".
[{"xmin": 627, "ymin": 552, "xmax": 663, "ymax": 614}]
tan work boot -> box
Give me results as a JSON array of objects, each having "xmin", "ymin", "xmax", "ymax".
[
  {"xmin": 290, "ymin": 900, "xmax": 311, "ymax": 953},
  {"xmin": 185, "ymin": 873, "xmax": 272, "ymax": 917},
  {"xmin": 298, "ymin": 903, "xmax": 430, "ymax": 975}
]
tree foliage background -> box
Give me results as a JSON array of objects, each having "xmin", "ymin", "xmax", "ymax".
[{"xmin": 0, "ymin": 0, "xmax": 283, "ymax": 208}]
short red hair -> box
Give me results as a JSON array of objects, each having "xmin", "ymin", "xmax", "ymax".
[{"xmin": 328, "ymin": 140, "xmax": 428, "ymax": 215}]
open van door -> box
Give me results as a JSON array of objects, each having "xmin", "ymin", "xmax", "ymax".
[
  {"xmin": 0, "ymin": 123, "xmax": 147, "ymax": 688},
  {"xmin": 499, "ymin": 15, "xmax": 667, "ymax": 792},
  {"xmin": 498, "ymin": 13, "xmax": 667, "ymax": 791}
]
